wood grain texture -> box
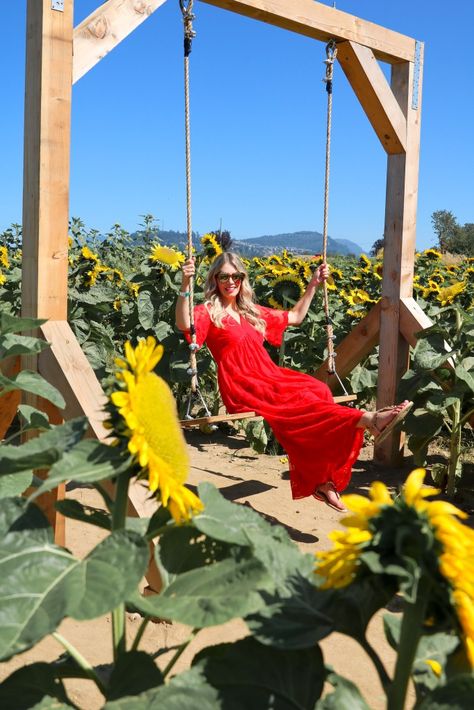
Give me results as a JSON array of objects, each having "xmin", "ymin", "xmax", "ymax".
[
  {"xmin": 337, "ymin": 41, "xmax": 406, "ymax": 154},
  {"xmin": 203, "ymin": 0, "xmax": 417, "ymax": 63},
  {"xmin": 22, "ymin": 0, "xmax": 73, "ymax": 320},
  {"xmin": 73, "ymin": 0, "xmax": 167, "ymax": 83}
]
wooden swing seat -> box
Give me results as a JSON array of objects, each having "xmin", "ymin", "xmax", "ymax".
[{"xmin": 179, "ymin": 393, "xmax": 357, "ymax": 427}]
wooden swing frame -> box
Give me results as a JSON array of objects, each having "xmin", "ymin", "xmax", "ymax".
[{"xmin": 8, "ymin": 0, "xmax": 427, "ymax": 585}]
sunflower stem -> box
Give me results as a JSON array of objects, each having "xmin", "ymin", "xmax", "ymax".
[
  {"xmin": 52, "ymin": 632, "xmax": 107, "ymax": 696},
  {"xmin": 130, "ymin": 616, "xmax": 151, "ymax": 652},
  {"xmin": 111, "ymin": 473, "xmax": 131, "ymax": 662},
  {"xmin": 387, "ymin": 577, "xmax": 431, "ymax": 710},
  {"xmin": 446, "ymin": 401, "xmax": 462, "ymax": 497},
  {"xmin": 162, "ymin": 628, "xmax": 198, "ymax": 678}
]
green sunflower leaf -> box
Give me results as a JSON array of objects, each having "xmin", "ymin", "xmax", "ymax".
[
  {"xmin": 28, "ymin": 439, "xmax": 130, "ymax": 501},
  {"xmin": 195, "ymin": 637, "xmax": 325, "ymax": 709}
]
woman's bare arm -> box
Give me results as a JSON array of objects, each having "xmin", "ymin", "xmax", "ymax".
[
  {"xmin": 175, "ymin": 257, "xmax": 195, "ymax": 331},
  {"xmin": 287, "ymin": 263, "xmax": 329, "ymax": 326}
]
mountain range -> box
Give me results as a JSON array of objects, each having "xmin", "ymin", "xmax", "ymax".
[{"xmin": 132, "ymin": 229, "xmax": 365, "ymax": 257}]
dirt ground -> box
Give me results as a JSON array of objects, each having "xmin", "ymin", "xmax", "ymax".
[{"xmin": 1, "ymin": 431, "xmax": 430, "ymax": 709}]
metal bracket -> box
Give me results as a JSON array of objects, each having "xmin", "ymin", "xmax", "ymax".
[
  {"xmin": 51, "ymin": 0, "xmax": 64, "ymax": 11},
  {"xmin": 411, "ymin": 40, "xmax": 422, "ymax": 110}
]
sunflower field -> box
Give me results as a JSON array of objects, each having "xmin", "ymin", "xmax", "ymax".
[
  {"xmin": 0, "ymin": 221, "xmax": 473, "ymax": 492},
  {"xmin": 0, "ymin": 314, "xmax": 473, "ymax": 708}
]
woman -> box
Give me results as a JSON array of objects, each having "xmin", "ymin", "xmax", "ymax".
[{"xmin": 176, "ymin": 252, "xmax": 411, "ymax": 512}]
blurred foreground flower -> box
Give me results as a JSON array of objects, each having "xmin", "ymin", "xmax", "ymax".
[
  {"xmin": 110, "ymin": 336, "xmax": 203, "ymax": 523},
  {"xmin": 315, "ymin": 469, "xmax": 474, "ymax": 666}
]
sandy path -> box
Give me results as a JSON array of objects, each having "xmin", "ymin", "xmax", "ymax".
[{"xmin": 1, "ymin": 430, "xmax": 415, "ymax": 709}]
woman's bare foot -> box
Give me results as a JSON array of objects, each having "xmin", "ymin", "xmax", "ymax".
[
  {"xmin": 313, "ymin": 482, "xmax": 347, "ymax": 512},
  {"xmin": 357, "ymin": 400, "xmax": 412, "ymax": 439}
]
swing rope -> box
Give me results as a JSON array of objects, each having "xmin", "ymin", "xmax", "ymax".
[
  {"xmin": 321, "ymin": 40, "xmax": 350, "ymax": 397},
  {"xmin": 179, "ymin": 0, "xmax": 212, "ymax": 419}
]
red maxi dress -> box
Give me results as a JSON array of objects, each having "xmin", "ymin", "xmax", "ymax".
[{"xmin": 185, "ymin": 304, "xmax": 364, "ymax": 499}]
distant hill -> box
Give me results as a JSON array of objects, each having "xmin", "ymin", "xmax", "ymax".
[
  {"xmin": 235, "ymin": 231, "xmax": 364, "ymax": 257},
  {"xmin": 131, "ymin": 229, "xmax": 365, "ymax": 257}
]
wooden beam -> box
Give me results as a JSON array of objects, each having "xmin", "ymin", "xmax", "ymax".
[
  {"xmin": 203, "ymin": 0, "xmax": 417, "ymax": 64},
  {"xmin": 0, "ymin": 356, "xmax": 21, "ymax": 440},
  {"xmin": 399, "ymin": 296, "xmax": 432, "ymax": 347},
  {"xmin": 38, "ymin": 321, "xmax": 163, "ymax": 590},
  {"xmin": 314, "ymin": 301, "xmax": 381, "ymax": 390},
  {"xmin": 39, "ymin": 321, "xmax": 109, "ymax": 439},
  {"xmin": 375, "ymin": 51, "xmax": 423, "ymax": 465},
  {"xmin": 25, "ymin": 400, "xmax": 66, "ymax": 547},
  {"xmin": 22, "ymin": 0, "xmax": 73, "ymax": 321},
  {"xmin": 73, "ymin": 0, "xmax": 167, "ymax": 83},
  {"xmin": 337, "ymin": 41, "xmax": 406, "ymax": 154}
]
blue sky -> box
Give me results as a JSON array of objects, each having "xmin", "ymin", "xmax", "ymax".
[{"xmin": 1, "ymin": 1, "xmax": 473, "ymax": 251}]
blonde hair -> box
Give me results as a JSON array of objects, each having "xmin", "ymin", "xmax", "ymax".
[{"xmin": 204, "ymin": 253, "xmax": 266, "ymax": 334}]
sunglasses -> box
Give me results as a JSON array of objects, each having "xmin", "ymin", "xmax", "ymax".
[{"xmin": 216, "ymin": 272, "xmax": 245, "ymax": 283}]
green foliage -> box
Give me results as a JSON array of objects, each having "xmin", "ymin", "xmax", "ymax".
[
  {"xmin": 0, "ymin": 312, "xmax": 473, "ymax": 708},
  {"xmin": 400, "ymin": 306, "xmax": 474, "ymax": 493},
  {"xmin": 432, "ymin": 210, "xmax": 474, "ymax": 255}
]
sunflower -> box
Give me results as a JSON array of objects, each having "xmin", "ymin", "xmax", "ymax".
[
  {"xmin": 0, "ymin": 246, "xmax": 9, "ymax": 268},
  {"xmin": 315, "ymin": 481, "xmax": 392, "ymax": 589},
  {"xmin": 149, "ymin": 244, "xmax": 185, "ymax": 271},
  {"xmin": 315, "ymin": 469, "xmax": 474, "ymax": 667},
  {"xmin": 127, "ymin": 281, "xmax": 140, "ymax": 298},
  {"xmin": 436, "ymin": 281, "xmax": 466, "ymax": 306},
  {"xmin": 269, "ymin": 264, "xmax": 292, "ymax": 276},
  {"xmin": 341, "ymin": 288, "xmax": 376, "ymax": 306},
  {"xmin": 0, "ymin": 272, "xmax": 6, "ymax": 286},
  {"xmin": 294, "ymin": 261, "xmax": 312, "ymax": 282},
  {"xmin": 346, "ymin": 307, "xmax": 366, "ymax": 319},
  {"xmin": 422, "ymin": 248, "xmax": 442, "ymax": 260},
  {"xmin": 403, "ymin": 469, "xmax": 474, "ymax": 666},
  {"xmin": 81, "ymin": 245, "xmax": 99, "ymax": 262},
  {"xmin": 201, "ymin": 233, "xmax": 223, "ymax": 260},
  {"xmin": 358, "ymin": 254, "xmax": 372, "ymax": 272},
  {"xmin": 83, "ymin": 263, "xmax": 110, "ymax": 287},
  {"xmin": 373, "ymin": 262, "xmax": 383, "ymax": 278},
  {"xmin": 464, "ymin": 267, "xmax": 474, "ymax": 279},
  {"xmin": 110, "ymin": 337, "xmax": 203, "ymax": 523},
  {"xmin": 268, "ymin": 274, "xmax": 305, "ymax": 309},
  {"xmin": 420, "ymin": 280, "xmax": 441, "ymax": 299}
]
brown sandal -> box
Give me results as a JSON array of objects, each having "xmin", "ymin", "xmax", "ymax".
[
  {"xmin": 313, "ymin": 482, "xmax": 347, "ymax": 513},
  {"xmin": 370, "ymin": 401, "xmax": 413, "ymax": 444}
]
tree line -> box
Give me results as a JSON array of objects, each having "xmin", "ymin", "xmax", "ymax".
[{"xmin": 371, "ymin": 209, "xmax": 473, "ymax": 256}]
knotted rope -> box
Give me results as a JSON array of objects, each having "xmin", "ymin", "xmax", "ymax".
[
  {"xmin": 179, "ymin": 0, "xmax": 211, "ymax": 417},
  {"xmin": 321, "ymin": 40, "xmax": 349, "ymax": 396}
]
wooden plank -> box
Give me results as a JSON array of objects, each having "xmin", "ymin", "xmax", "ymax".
[
  {"xmin": 399, "ymin": 296, "xmax": 432, "ymax": 347},
  {"xmin": 375, "ymin": 51, "xmax": 424, "ymax": 465},
  {"xmin": 39, "ymin": 321, "xmax": 109, "ymax": 439},
  {"xmin": 0, "ymin": 356, "xmax": 21, "ymax": 440},
  {"xmin": 181, "ymin": 411, "xmax": 257, "ymax": 427},
  {"xmin": 337, "ymin": 41, "xmax": 407, "ymax": 154},
  {"xmin": 203, "ymin": 0, "xmax": 417, "ymax": 63},
  {"xmin": 73, "ymin": 0, "xmax": 167, "ymax": 84},
  {"xmin": 180, "ymin": 394, "xmax": 358, "ymax": 427},
  {"xmin": 29, "ymin": 401, "xmax": 66, "ymax": 547},
  {"xmin": 38, "ymin": 321, "xmax": 163, "ymax": 588},
  {"xmin": 314, "ymin": 301, "xmax": 381, "ymax": 390},
  {"xmin": 22, "ymin": 0, "xmax": 73, "ymax": 321}
]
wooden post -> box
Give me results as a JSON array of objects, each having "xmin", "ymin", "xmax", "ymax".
[
  {"xmin": 21, "ymin": 0, "xmax": 74, "ymax": 536},
  {"xmin": 375, "ymin": 50, "xmax": 423, "ymax": 464},
  {"xmin": 22, "ymin": 0, "xmax": 73, "ymax": 322}
]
